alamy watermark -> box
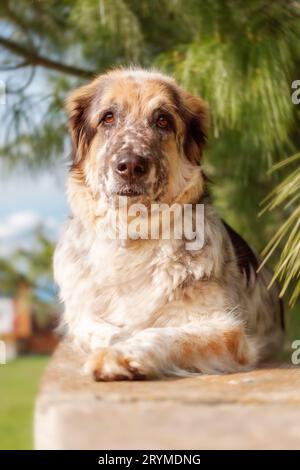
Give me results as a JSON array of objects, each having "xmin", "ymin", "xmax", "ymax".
[
  {"xmin": 0, "ymin": 340, "xmax": 6, "ymax": 365},
  {"xmin": 291, "ymin": 340, "xmax": 300, "ymax": 365},
  {"xmin": 291, "ymin": 80, "xmax": 300, "ymax": 105},
  {"xmin": 101, "ymin": 197, "xmax": 205, "ymax": 251}
]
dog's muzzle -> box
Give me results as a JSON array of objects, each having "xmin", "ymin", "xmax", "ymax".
[{"xmin": 113, "ymin": 153, "xmax": 149, "ymax": 196}]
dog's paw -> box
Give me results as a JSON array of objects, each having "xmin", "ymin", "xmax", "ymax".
[{"xmin": 85, "ymin": 348, "xmax": 146, "ymax": 381}]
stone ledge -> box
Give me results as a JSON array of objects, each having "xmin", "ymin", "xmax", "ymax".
[{"xmin": 35, "ymin": 340, "xmax": 300, "ymax": 450}]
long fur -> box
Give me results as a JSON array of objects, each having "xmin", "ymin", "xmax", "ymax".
[{"xmin": 54, "ymin": 68, "xmax": 284, "ymax": 381}]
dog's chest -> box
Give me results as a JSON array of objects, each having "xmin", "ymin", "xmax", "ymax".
[
  {"xmin": 90, "ymin": 239, "xmax": 190, "ymax": 324},
  {"xmin": 61, "ymin": 220, "xmax": 195, "ymax": 327}
]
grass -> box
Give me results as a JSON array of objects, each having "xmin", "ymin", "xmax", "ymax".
[{"xmin": 0, "ymin": 355, "xmax": 49, "ymax": 450}]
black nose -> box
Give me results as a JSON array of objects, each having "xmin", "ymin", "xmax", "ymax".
[{"xmin": 115, "ymin": 154, "xmax": 149, "ymax": 181}]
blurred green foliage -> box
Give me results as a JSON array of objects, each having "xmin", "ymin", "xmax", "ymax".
[
  {"xmin": 260, "ymin": 154, "xmax": 300, "ymax": 307},
  {"xmin": 0, "ymin": 227, "xmax": 57, "ymax": 321}
]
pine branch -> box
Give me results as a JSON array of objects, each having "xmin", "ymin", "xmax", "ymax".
[{"xmin": 0, "ymin": 35, "xmax": 95, "ymax": 79}]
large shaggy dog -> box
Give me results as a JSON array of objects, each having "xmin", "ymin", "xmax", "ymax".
[{"xmin": 54, "ymin": 68, "xmax": 284, "ymax": 380}]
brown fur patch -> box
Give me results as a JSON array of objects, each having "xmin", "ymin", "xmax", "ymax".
[
  {"xmin": 173, "ymin": 335, "xmax": 222, "ymax": 369},
  {"xmin": 206, "ymin": 339, "xmax": 223, "ymax": 356},
  {"xmin": 224, "ymin": 328, "xmax": 248, "ymax": 365},
  {"xmin": 180, "ymin": 92, "xmax": 209, "ymax": 164},
  {"xmin": 172, "ymin": 328, "xmax": 249, "ymax": 371}
]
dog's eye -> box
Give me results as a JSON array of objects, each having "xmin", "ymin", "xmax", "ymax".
[
  {"xmin": 102, "ymin": 112, "xmax": 115, "ymax": 125},
  {"xmin": 157, "ymin": 114, "xmax": 169, "ymax": 129}
]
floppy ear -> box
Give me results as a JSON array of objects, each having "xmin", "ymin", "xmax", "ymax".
[
  {"xmin": 182, "ymin": 92, "xmax": 209, "ymax": 165},
  {"xmin": 66, "ymin": 79, "xmax": 99, "ymax": 166}
]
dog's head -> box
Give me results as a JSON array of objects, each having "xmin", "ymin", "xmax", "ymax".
[{"xmin": 66, "ymin": 68, "xmax": 208, "ymax": 211}]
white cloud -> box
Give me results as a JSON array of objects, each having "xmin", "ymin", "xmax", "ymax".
[
  {"xmin": 0, "ymin": 210, "xmax": 62, "ymax": 256},
  {"xmin": 0, "ymin": 211, "xmax": 41, "ymax": 239}
]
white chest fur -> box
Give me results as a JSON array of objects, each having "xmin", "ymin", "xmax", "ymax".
[{"xmin": 54, "ymin": 217, "xmax": 207, "ymax": 348}]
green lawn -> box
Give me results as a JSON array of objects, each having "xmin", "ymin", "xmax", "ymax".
[{"xmin": 0, "ymin": 356, "xmax": 49, "ymax": 450}]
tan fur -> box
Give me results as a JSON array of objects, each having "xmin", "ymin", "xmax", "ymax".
[{"xmin": 54, "ymin": 68, "xmax": 284, "ymax": 381}]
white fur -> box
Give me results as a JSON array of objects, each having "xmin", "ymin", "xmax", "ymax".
[{"xmin": 54, "ymin": 196, "xmax": 283, "ymax": 379}]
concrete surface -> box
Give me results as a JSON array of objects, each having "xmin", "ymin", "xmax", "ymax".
[{"xmin": 34, "ymin": 340, "xmax": 300, "ymax": 449}]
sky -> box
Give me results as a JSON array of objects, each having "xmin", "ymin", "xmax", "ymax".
[
  {"xmin": 0, "ymin": 166, "xmax": 68, "ymax": 256},
  {"xmin": 0, "ymin": 62, "xmax": 70, "ymax": 258}
]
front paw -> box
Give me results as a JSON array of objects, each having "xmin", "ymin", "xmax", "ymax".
[{"xmin": 85, "ymin": 348, "xmax": 146, "ymax": 381}]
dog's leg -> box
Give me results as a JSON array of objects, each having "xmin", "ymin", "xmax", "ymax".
[{"xmin": 85, "ymin": 316, "xmax": 259, "ymax": 381}]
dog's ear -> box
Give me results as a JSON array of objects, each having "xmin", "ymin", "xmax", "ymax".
[
  {"xmin": 66, "ymin": 79, "xmax": 99, "ymax": 166},
  {"xmin": 182, "ymin": 92, "xmax": 209, "ymax": 165}
]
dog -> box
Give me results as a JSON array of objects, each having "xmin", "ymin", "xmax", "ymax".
[{"xmin": 54, "ymin": 68, "xmax": 284, "ymax": 381}]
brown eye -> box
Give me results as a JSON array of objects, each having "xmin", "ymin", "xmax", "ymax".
[
  {"xmin": 103, "ymin": 112, "xmax": 114, "ymax": 124},
  {"xmin": 157, "ymin": 114, "xmax": 169, "ymax": 129}
]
